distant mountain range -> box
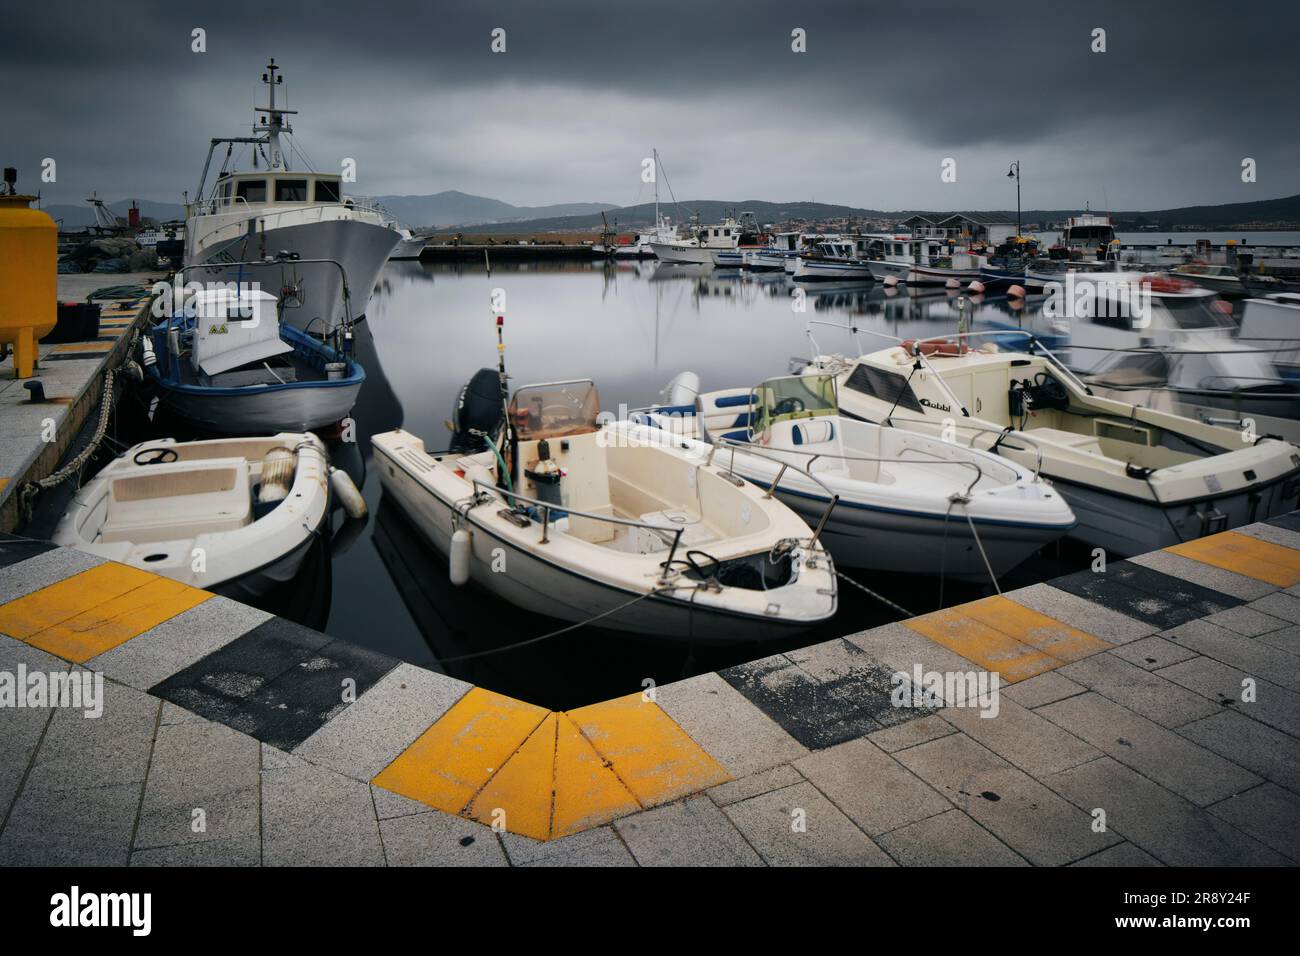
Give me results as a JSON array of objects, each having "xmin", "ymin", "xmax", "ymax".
[
  {"xmin": 458, "ymin": 194, "xmax": 1300, "ymax": 234},
  {"xmin": 38, "ymin": 191, "xmax": 1300, "ymax": 233},
  {"xmin": 370, "ymin": 191, "xmax": 617, "ymax": 228}
]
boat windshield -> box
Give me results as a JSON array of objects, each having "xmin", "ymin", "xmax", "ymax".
[
  {"xmin": 509, "ymin": 380, "xmax": 601, "ymax": 440},
  {"xmin": 752, "ymin": 374, "xmax": 837, "ymax": 435}
]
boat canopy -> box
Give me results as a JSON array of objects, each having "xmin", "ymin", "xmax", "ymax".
[
  {"xmin": 752, "ymin": 374, "xmax": 837, "ymax": 436},
  {"xmin": 509, "ymin": 380, "xmax": 601, "ymax": 440}
]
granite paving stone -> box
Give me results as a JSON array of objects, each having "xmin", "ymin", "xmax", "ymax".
[
  {"xmin": 1128, "ymin": 549, "xmax": 1276, "ymax": 601},
  {"xmin": 706, "ymin": 765, "xmax": 805, "ymax": 808},
  {"xmin": 502, "ymin": 825, "xmax": 636, "ymax": 866},
  {"xmin": 292, "ymin": 663, "xmax": 471, "ymax": 781},
  {"xmin": 876, "ymin": 809, "xmax": 1027, "ymax": 866},
  {"xmin": 133, "ymin": 717, "xmax": 260, "ymax": 855},
  {"xmin": 1002, "ymin": 669, "xmax": 1086, "ymax": 709},
  {"xmin": 1004, "ymin": 582, "xmax": 1155, "ymax": 644},
  {"xmin": 1155, "ymin": 655, "xmax": 1300, "ymax": 738},
  {"xmin": 89, "ymin": 596, "xmax": 271, "ymax": 691},
  {"xmin": 655, "ymin": 671, "xmax": 807, "ymax": 777},
  {"xmin": 1056, "ymin": 653, "xmax": 1219, "ymax": 727},
  {"xmin": 261, "ymin": 757, "xmax": 385, "ymax": 866},
  {"xmin": 721, "ymin": 781, "xmax": 895, "ymax": 866},
  {"xmin": 1176, "ymin": 710, "xmax": 1300, "ymax": 795},
  {"xmin": 1108, "ymin": 635, "xmax": 1200, "ymax": 671},
  {"xmin": 614, "ymin": 795, "xmax": 764, "ymax": 866},
  {"xmin": 894, "ymin": 732, "xmax": 1119, "ymax": 865},
  {"xmin": 1038, "ymin": 692, "xmax": 1260, "ymax": 806},
  {"xmin": 379, "ymin": 811, "xmax": 508, "ymax": 866},
  {"xmin": 793, "ymin": 737, "xmax": 950, "ymax": 836},
  {"xmin": 1047, "ymin": 757, "xmax": 1288, "ymax": 866},
  {"xmin": 938, "ymin": 696, "xmax": 1101, "ymax": 776},
  {"xmin": 1207, "ymin": 783, "xmax": 1300, "ymax": 862}
]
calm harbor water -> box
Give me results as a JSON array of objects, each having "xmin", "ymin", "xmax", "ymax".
[{"xmin": 321, "ymin": 259, "xmax": 1100, "ymax": 708}]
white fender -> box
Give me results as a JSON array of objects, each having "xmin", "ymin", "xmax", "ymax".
[
  {"xmin": 329, "ymin": 466, "xmax": 368, "ymax": 519},
  {"xmin": 449, "ymin": 528, "xmax": 471, "ymax": 586}
]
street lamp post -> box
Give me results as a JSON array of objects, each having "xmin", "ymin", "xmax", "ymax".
[{"xmin": 1007, "ymin": 161, "xmax": 1021, "ymax": 238}]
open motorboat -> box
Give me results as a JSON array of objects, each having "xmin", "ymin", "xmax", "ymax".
[
  {"xmin": 183, "ymin": 60, "xmax": 399, "ymax": 332},
  {"xmin": 1054, "ymin": 274, "xmax": 1300, "ymax": 439},
  {"xmin": 143, "ymin": 284, "xmax": 365, "ymax": 434},
  {"xmin": 373, "ymin": 373, "xmax": 837, "ymax": 643},
  {"xmin": 637, "ymin": 372, "xmax": 1075, "ymax": 581},
  {"xmin": 53, "ymin": 433, "xmax": 341, "ymax": 603},
  {"xmin": 805, "ymin": 332, "xmax": 1300, "ymax": 556},
  {"xmin": 387, "ymin": 223, "xmax": 426, "ymax": 260}
]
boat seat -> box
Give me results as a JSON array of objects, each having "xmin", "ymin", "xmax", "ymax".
[
  {"xmin": 695, "ymin": 389, "xmax": 755, "ymax": 442},
  {"xmin": 98, "ymin": 458, "xmax": 253, "ymax": 545},
  {"xmin": 792, "ymin": 420, "xmax": 835, "ymax": 445}
]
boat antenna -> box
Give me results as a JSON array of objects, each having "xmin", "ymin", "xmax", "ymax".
[{"xmin": 493, "ymin": 296, "xmax": 516, "ymax": 486}]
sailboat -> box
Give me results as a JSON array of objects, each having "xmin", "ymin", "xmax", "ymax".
[{"xmin": 183, "ymin": 59, "xmax": 399, "ymax": 332}]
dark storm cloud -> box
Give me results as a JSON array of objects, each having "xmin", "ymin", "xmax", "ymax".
[{"xmin": 3, "ymin": 0, "xmax": 1298, "ymax": 211}]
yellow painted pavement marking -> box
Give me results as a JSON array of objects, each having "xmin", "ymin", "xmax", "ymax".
[
  {"xmin": 904, "ymin": 608, "xmax": 1059, "ymax": 682},
  {"xmin": 1167, "ymin": 531, "xmax": 1300, "ymax": 587},
  {"xmin": 372, "ymin": 687, "xmax": 548, "ymax": 815},
  {"xmin": 50, "ymin": 343, "xmax": 113, "ymax": 354},
  {"xmin": 568, "ymin": 693, "xmax": 730, "ymax": 806},
  {"xmin": 373, "ymin": 689, "xmax": 726, "ymax": 840},
  {"xmin": 0, "ymin": 562, "xmax": 210, "ymax": 663},
  {"xmin": 550, "ymin": 713, "xmax": 642, "ymax": 838},
  {"xmin": 959, "ymin": 595, "xmax": 1112, "ymax": 663},
  {"xmin": 467, "ymin": 713, "xmax": 559, "ymax": 840}
]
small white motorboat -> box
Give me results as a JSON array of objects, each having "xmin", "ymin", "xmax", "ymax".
[
  {"xmin": 373, "ymin": 372, "xmax": 837, "ymax": 643},
  {"xmin": 810, "ymin": 333, "xmax": 1300, "ymax": 556},
  {"xmin": 54, "ymin": 433, "xmax": 344, "ymax": 600},
  {"xmin": 793, "ymin": 241, "xmax": 875, "ymax": 282},
  {"xmin": 639, "ymin": 372, "xmax": 1076, "ymax": 581}
]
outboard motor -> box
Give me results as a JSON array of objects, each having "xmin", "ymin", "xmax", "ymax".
[{"xmin": 449, "ymin": 368, "xmax": 506, "ymax": 453}]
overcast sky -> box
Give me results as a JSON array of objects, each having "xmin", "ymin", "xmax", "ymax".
[{"xmin": 4, "ymin": 0, "xmax": 1298, "ymax": 212}]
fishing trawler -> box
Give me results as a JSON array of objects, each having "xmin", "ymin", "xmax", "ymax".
[{"xmin": 182, "ymin": 60, "xmax": 399, "ymax": 332}]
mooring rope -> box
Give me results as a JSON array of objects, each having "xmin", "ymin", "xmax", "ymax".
[{"xmin": 834, "ymin": 568, "xmax": 913, "ymax": 618}]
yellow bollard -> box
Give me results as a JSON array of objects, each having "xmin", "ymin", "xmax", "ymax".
[{"xmin": 0, "ymin": 192, "xmax": 58, "ymax": 379}]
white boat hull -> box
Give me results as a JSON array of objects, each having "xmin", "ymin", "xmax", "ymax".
[
  {"xmin": 186, "ymin": 216, "xmax": 400, "ymax": 330},
  {"xmin": 650, "ymin": 242, "xmax": 713, "ymax": 265},
  {"xmin": 794, "ymin": 258, "xmax": 875, "ymax": 282}
]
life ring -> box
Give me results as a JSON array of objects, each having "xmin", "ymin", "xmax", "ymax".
[
  {"xmin": 1143, "ymin": 275, "xmax": 1196, "ymax": 293},
  {"xmin": 902, "ymin": 337, "xmax": 969, "ymax": 357}
]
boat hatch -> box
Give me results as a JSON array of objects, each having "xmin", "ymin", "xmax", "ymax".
[
  {"xmin": 753, "ymin": 374, "xmax": 838, "ymax": 437},
  {"xmin": 509, "ymin": 380, "xmax": 600, "ymax": 440},
  {"xmin": 100, "ymin": 459, "xmax": 252, "ymax": 544}
]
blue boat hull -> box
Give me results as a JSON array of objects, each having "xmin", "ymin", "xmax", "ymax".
[{"xmin": 147, "ymin": 323, "xmax": 365, "ymax": 434}]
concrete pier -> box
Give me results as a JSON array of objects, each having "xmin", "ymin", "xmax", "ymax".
[
  {"xmin": 2, "ymin": 518, "xmax": 1298, "ymax": 866},
  {"xmin": 0, "ymin": 274, "xmax": 159, "ymax": 533}
]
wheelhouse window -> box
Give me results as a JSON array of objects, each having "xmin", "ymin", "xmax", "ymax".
[
  {"xmin": 313, "ymin": 178, "xmax": 341, "ymax": 203},
  {"xmin": 843, "ymin": 364, "xmax": 924, "ymax": 413},
  {"xmin": 275, "ymin": 179, "xmax": 309, "ymax": 202},
  {"xmin": 236, "ymin": 179, "xmax": 267, "ymax": 204}
]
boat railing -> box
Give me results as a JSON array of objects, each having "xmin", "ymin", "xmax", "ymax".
[
  {"xmin": 878, "ymin": 415, "xmax": 1046, "ymax": 478},
  {"xmin": 467, "ymin": 477, "xmax": 689, "ymax": 586},
  {"xmin": 713, "ymin": 433, "xmax": 991, "ymax": 497},
  {"xmin": 704, "ymin": 438, "xmax": 840, "ymax": 549}
]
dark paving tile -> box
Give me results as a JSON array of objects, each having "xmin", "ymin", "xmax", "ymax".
[
  {"xmin": 0, "ymin": 534, "xmax": 56, "ymax": 569},
  {"xmin": 151, "ymin": 617, "xmax": 399, "ymax": 750},
  {"xmin": 1048, "ymin": 561, "xmax": 1241, "ymax": 630},
  {"xmin": 719, "ymin": 640, "xmax": 925, "ymax": 749}
]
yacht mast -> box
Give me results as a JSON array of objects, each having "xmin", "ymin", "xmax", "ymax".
[{"xmin": 653, "ymin": 147, "xmax": 660, "ymax": 229}]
